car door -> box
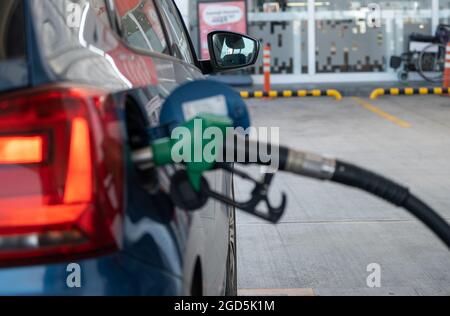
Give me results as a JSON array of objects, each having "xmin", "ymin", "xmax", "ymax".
[
  {"xmin": 155, "ymin": 0, "xmax": 233, "ymax": 295},
  {"xmin": 107, "ymin": 0, "xmax": 199, "ymax": 281}
]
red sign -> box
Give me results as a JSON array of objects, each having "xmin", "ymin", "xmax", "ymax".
[
  {"xmin": 198, "ymin": 1, "xmax": 247, "ymax": 59},
  {"xmin": 114, "ymin": 0, "xmax": 140, "ymax": 17}
]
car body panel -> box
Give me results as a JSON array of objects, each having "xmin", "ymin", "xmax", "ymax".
[
  {"xmin": 0, "ymin": 254, "xmax": 182, "ymax": 296},
  {"xmin": 0, "ymin": 59, "xmax": 28, "ymax": 92}
]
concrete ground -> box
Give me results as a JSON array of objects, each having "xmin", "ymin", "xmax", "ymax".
[{"xmin": 235, "ymin": 95, "xmax": 450, "ymax": 296}]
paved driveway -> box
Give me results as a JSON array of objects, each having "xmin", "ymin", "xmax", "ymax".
[{"xmin": 236, "ymin": 95, "xmax": 450, "ymax": 296}]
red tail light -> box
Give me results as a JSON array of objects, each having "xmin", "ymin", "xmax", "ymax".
[
  {"xmin": 0, "ymin": 85, "xmax": 124, "ymax": 267},
  {"xmin": 0, "ymin": 135, "xmax": 45, "ymax": 164}
]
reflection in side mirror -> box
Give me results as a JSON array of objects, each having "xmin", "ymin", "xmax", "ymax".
[{"xmin": 207, "ymin": 31, "xmax": 260, "ymax": 72}]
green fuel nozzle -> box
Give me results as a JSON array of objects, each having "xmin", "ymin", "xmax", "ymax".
[{"xmin": 151, "ymin": 113, "xmax": 233, "ymax": 191}]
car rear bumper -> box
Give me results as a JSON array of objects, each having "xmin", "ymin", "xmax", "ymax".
[{"xmin": 0, "ymin": 253, "xmax": 182, "ymax": 296}]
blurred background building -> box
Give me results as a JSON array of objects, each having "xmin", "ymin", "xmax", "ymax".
[{"xmin": 177, "ymin": 0, "xmax": 450, "ymax": 83}]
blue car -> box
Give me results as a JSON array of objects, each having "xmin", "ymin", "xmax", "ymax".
[{"xmin": 0, "ymin": 0, "xmax": 258, "ymax": 296}]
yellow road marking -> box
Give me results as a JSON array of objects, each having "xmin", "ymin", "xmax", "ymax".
[
  {"xmin": 405, "ymin": 88, "xmax": 414, "ymax": 95},
  {"xmin": 419, "ymin": 87, "xmax": 429, "ymax": 95},
  {"xmin": 434, "ymin": 87, "xmax": 443, "ymax": 95},
  {"xmin": 311, "ymin": 89, "xmax": 322, "ymax": 97},
  {"xmin": 254, "ymin": 91, "xmax": 264, "ymax": 98},
  {"xmin": 370, "ymin": 88, "xmax": 385, "ymax": 100},
  {"xmin": 327, "ymin": 89, "xmax": 343, "ymax": 101},
  {"xmin": 352, "ymin": 97, "xmax": 412, "ymax": 128},
  {"xmin": 269, "ymin": 91, "xmax": 278, "ymax": 98},
  {"xmin": 297, "ymin": 90, "xmax": 307, "ymax": 97},
  {"xmin": 283, "ymin": 90, "xmax": 293, "ymax": 97},
  {"xmin": 390, "ymin": 88, "xmax": 400, "ymax": 95},
  {"xmin": 240, "ymin": 91, "xmax": 249, "ymax": 98}
]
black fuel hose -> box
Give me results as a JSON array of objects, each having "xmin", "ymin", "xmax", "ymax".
[
  {"xmin": 332, "ymin": 161, "xmax": 450, "ymax": 249},
  {"xmin": 226, "ymin": 137, "xmax": 450, "ymax": 249}
]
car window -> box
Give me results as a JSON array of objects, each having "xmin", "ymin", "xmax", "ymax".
[
  {"xmin": 155, "ymin": 0, "xmax": 194, "ymax": 64},
  {"xmin": 0, "ymin": 0, "xmax": 25, "ymax": 61},
  {"xmin": 114, "ymin": 0, "xmax": 168, "ymax": 54},
  {"xmin": 0, "ymin": 0, "xmax": 28, "ymax": 93}
]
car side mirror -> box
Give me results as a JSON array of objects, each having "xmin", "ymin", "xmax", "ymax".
[{"xmin": 207, "ymin": 31, "xmax": 260, "ymax": 72}]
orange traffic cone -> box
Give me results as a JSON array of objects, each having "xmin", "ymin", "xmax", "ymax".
[
  {"xmin": 263, "ymin": 44, "xmax": 271, "ymax": 94},
  {"xmin": 444, "ymin": 42, "xmax": 450, "ymax": 90}
]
